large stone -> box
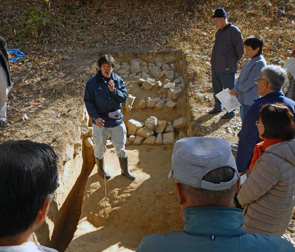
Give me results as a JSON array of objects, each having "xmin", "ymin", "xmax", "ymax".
[
  {"xmin": 165, "ymin": 70, "xmax": 175, "ymax": 80},
  {"xmin": 163, "ymin": 82, "xmax": 175, "ymax": 90},
  {"xmin": 129, "ymin": 135, "xmax": 136, "ymax": 144},
  {"xmin": 145, "ymin": 116, "xmax": 158, "ymax": 131},
  {"xmin": 155, "ymin": 57, "xmax": 163, "ymax": 66},
  {"xmin": 164, "ymin": 122, "xmax": 174, "ymax": 133},
  {"xmin": 168, "ymin": 87, "xmax": 183, "ymax": 100},
  {"xmin": 143, "ymin": 136, "xmax": 156, "ymax": 145},
  {"xmin": 151, "ymin": 66, "xmax": 161, "ymax": 78},
  {"xmin": 118, "ymin": 68, "xmax": 128, "ymax": 76},
  {"xmin": 155, "ymin": 133, "xmax": 163, "ymax": 145},
  {"xmin": 165, "ymin": 101, "xmax": 177, "ymax": 109},
  {"xmin": 134, "ymin": 136, "xmax": 144, "ymax": 145},
  {"xmin": 162, "ymin": 64, "xmax": 170, "ymax": 71},
  {"xmin": 146, "ymin": 97, "xmax": 160, "ymax": 108},
  {"xmin": 127, "ymin": 119, "xmax": 144, "ymax": 135},
  {"xmin": 129, "ymin": 59, "xmax": 141, "ymax": 74},
  {"xmin": 163, "ymin": 132, "xmax": 175, "ymax": 144},
  {"xmin": 173, "ymin": 117, "xmax": 187, "ymax": 129},
  {"xmin": 136, "ymin": 127, "xmax": 154, "ymax": 138},
  {"xmin": 155, "ymin": 100, "xmax": 165, "ymax": 110},
  {"xmin": 155, "ymin": 120, "xmax": 167, "ymax": 133},
  {"xmin": 142, "ymin": 80, "xmax": 154, "ymax": 90},
  {"xmin": 138, "ymin": 99, "xmax": 146, "ymax": 109},
  {"xmin": 125, "ymin": 94, "xmax": 136, "ymax": 111}
]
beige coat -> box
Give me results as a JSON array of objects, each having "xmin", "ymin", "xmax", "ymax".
[{"xmin": 238, "ymin": 139, "xmax": 295, "ymax": 236}]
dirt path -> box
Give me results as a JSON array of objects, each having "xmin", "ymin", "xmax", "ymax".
[{"xmin": 65, "ymin": 145, "xmax": 184, "ymax": 252}]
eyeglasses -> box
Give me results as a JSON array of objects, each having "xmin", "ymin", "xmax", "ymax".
[
  {"xmin": 255, "ymin": 120, "xmax": 262, "ymax": 126},
  {"xmin": 255, "ymin": 78, "xmax": 267, "ymax": 84}
]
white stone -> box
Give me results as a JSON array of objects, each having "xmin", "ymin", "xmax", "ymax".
[
  {"xmin": 134, "ymin": 136, "xmax": 144, "ymax": 145},
  {"xmin": 165, "ymin": 122, "xmax": 174, "ymax": 133},
  {"xmin": 155, "ymin": 120, "xmax": 167, "ymax": 133},
  {"xmin": 155, "ymin": 100, "xmax": 165, "ymax": 109},
  {"xmin": 138, "ymin": 78, "xmax": 145, "ymax": 85},
  {"xmin": 141, "ymin": 66, "xmax": 149, "ymax": 73},
  {"xmin": 114, "ymin": 63, "xmax": 121, "ymax": 72},
  {"xmin": 141, "ymin": 61, "xmax": 147, "ymax": 67},
  {"xmin": 145, "ymin": 116, "xmax": 158, "ymax": 131},
  {"xmin": 127, "ymin": 119, "xmax": 144, "ymax": 135},
  {"xmin": 143, "ymin": 136, "xmax": 156, "ymax": 145},
  {"xmin": 155, "ymin": 57, "xmax": 163, "ymax": 66},
  {"xmin": 125, "ymin": 94, "xmax": 136, "ymax": 111},
  {"xmin": 142, "ymin": 72, "xmax": 150, "ymax": 79},
  {"xmin": 163, "ymin": 132, "xmax": 175, "ymax": 144},
  {"xmin": 138, "ymin": 99, "xmax": 146, "ymax": 109},
  {"xmin": 165, "ymin": 101, "xmax": 177, "ymax": 109},
  {"xmin": 136, "ymin": 127, "xmax": 154, "ymax": 138},
  {"xmin": 130, "ymin": 60, "xmax": 141, "ymax": 74},
  {"xmin": 151, "ymin": 66, "xmax": 161, "ymax": 78},
  {"xmin": 155, "ymin": 133, "xmax": 163, "ymax": 145},
  {"xmin": 163, "ymin": 82, "xmax": 175, "ymax": 89},
  {"xmin": 162, "ymin": 64, "xmax": 170, "ymax": 70},
  {"xmin": 165, "ymin": 70, "xmax": 175, "ymax": 80},
  {"xmin": 142, "ymin": 80, "xmax": 154, "ymax": 90},
  {"xmin": 168, "ymin": 87, "xmax": 183, "ymax": 100},
  {"xmin": 129, "ymin": 73, "xmax": 137, "ymax": 79},
  {"xmin": 118, "ymin": 69, "xmax": 128, "ymax": 76},
  {"xmin": 129, "ymin": 135, "xmax": 136, "ymax": 144},
  {"xmin": 156, "ymin": 80, "xmax": 162, "ymax": 88},
  {"xmin": 173, "ymin": 117, "xmax": 188, "ymax": 129}
]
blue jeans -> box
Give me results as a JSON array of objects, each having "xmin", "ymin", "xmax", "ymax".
[
  {"xmin": 240, "ymin": 104, "xmax": 250, "ymax": 122},
  {"xmin": 93, "ymin": 122, "xmax": 127, "ymax": 159},
  {"xmin": 212, "ymin": 71, "xmax": 235, "ymax": 110}
]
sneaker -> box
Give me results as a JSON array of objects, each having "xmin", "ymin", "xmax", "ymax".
[
  {"xmin": 221, "ymin": 111, "xmax": 235, "ymax": 119},
  {"xmin": 208, "ymin": 108, "xmax": 222, "ymax": 115},
  {"xmin": 0, "ymin": 120, "xmax": 10, "ymax": 128}
]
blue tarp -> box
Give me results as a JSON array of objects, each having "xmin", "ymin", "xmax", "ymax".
[{"xmin": 7, "ymin": 49, "xmax": 25, "ymax": 63}]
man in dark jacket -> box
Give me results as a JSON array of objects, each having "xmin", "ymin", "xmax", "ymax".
[
  {"xmin": 136, "ymin": 137, "xmax": 295, "ymax": 252},
  {"xmin": 0, "ymin": 36, "xmax": 12, "ymax": 128},
  {"xmin": 209, "ymin": 8, "xmax": 244, "ymax": 119},
  {"xmin": 236, "ymin": 65, "xmax": 295, "ymax": 174},
  {"xmin": 84, "ymin": 54, "xmax": 135, "ymax": 180}
]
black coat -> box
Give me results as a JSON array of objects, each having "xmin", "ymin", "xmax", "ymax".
[{"xmin": 0, "ymin": 36, "xmax": 11, "ymax": 86}]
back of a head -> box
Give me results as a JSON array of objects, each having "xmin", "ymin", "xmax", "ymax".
[
  {"xmin": 260, "ymin": 103, "xmax": 295, "ymax": 140},
  {"xmin": 261, "ymin": 65, "xmax": 287, "ymax": 92},
  {"xmin": 169, "ymin": 137, "xmax": 238, "ymax": 206},
  {"xmin": 0, "ymin": 140, "xmax": 58, "ymax": 238}
]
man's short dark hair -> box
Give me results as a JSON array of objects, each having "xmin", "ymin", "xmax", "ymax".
[
  {"xmin": 180, "ymin": 167, "xmax": 237, "ymax": 206},
  {"xmin": 98, "ymin": 54, "xmax": 115, "ymax": 68},
  {"xmin": 260, "ymin": 103, "xmax": 295, "ymax": 140},
  {"xmin": 0, "ymin": 140, "xmax": 58, "ymax": 238},
  {"xmin": 244, "ymin": 35, "xmax": 263, "ymax": 55}
]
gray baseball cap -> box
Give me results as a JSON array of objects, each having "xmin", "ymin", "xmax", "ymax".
[{"xmin": 168, "ymin": 137, "xmax": 239, "ymax": 191}]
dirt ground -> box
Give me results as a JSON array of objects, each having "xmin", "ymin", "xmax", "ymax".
[{"xmin": 1, "ymin": 0, "xmax": 295, "ymax": 251}]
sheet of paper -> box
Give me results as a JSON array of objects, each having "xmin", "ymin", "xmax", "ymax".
[
  {"xmin": 215, "ymin": 88, "xmax": 241, "ymax": 112},
  {"xmin": 284, "ymin": 57, "xmax": 295, "ymax": 79}
]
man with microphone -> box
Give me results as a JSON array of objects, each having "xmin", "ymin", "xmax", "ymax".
[{"xmin": 84, "ymin": 54, "xmax": 135, "ymax": 180}]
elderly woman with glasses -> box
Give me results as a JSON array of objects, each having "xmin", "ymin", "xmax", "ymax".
[{"xmin": 238, "ymin": 103, "xmax": 295, "ymax": 236}]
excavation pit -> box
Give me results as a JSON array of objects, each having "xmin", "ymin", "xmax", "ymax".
[{"xmin": 37, "ymin": 50, "xmax": 196, "ymax": 252}]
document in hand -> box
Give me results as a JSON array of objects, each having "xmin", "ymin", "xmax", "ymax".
[{"xmin": 215, "ymin": 88, "xmax": 241, "ymax": 112}]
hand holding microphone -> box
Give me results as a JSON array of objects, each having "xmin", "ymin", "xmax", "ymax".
[{"xmin": 108, "ymin": 79, "xmax": 115, "ymax": 92}]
